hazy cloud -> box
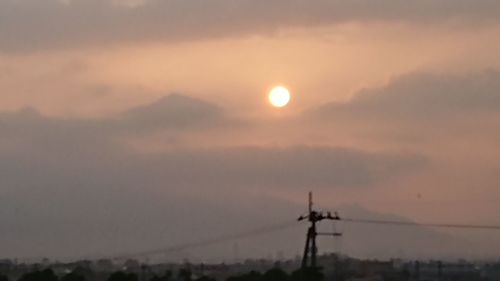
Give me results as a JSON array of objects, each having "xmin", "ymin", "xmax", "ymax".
[
  {"xmin": 0, "ymin": 96, "xmax": 425, "ymax": 258},
  {"xmin": 1, "ymin": 0, "xmax": 500, "ymax": 52},
  {"xmin": 119, "ymin": 94, "xmax": 226, "ymax": 132},
  {"xmin": 307, "ymin": 70, "xmax": 500, "ymax": 124},
  {"xmin": 0, "ymin": 94, "xmax": 227, "ymax": 140},
  {"xmin": 0, "ymin": 98, "xmax": 423, "ymax": 190}
]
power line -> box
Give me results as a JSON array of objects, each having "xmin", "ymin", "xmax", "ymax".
[
  {"xmin": 107, "ymin": 220, "xmax": 299, "ymax": 260},
  {"xmin": 107, "ymin": 217, "xmax": 500, "ymax": 260},
  {"xmin": 94, "ymin": 199, "xmax": 500, "ymax": 260},
  {"xmin": 341, "ymin": 217, "xmax": 500, "ymax": 230}
]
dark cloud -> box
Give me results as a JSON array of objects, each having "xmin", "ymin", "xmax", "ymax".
[
  {"xmin": 0, "ymin": 94, "xmax": 226, "ymax": 140},
  {"xmin": 119, "ymin": 94, "xmax": 225, "ymax": 131},
  {"xmin": 307, "ymin": 70, "xmax": 500, "ymax": 125},
  {"xmin": 1, "ymin": 0, "xmax": 499, "ymax": 52}
]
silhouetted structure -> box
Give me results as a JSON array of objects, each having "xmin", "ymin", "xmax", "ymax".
[{"xmin": 297, "ymin": 192, "xmax": 340, "ymax": 270}]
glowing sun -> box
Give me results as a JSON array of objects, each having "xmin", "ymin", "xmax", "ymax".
[{"xmin": 268, "ymin": 86, "xmax": 291, "ymax": 108}]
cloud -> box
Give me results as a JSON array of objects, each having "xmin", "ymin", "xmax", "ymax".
[
  {"xmin": 0, "ymin": 103, "xmax": 423, "ymax": 190},
  {"xmin": 119, "ymin": 94, "xmax": 226, "ymax": 132},
  {"xmin": 1, "ymin": 0, "xmax": 499, "ymax": 52},
  {"xmin": 306, "ymin": 70, "xmax": 500, "ymax": 125},
  {"xmin": 0, "ymin": 94, "xmax": 227, "ymax": 140},
  {"xmin": 0, "ymin": 96, "xmax": 425, "ymax": 258},
  {"xmin": 147, "ymin": 146, "xmax": 424, "ymax": 189}
]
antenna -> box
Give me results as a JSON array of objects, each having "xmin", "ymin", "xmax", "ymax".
[{"xmin": 297, "ymin": 192, "xmax": 340, "ymax": 270}]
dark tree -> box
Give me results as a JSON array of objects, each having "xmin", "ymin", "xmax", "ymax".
[
  {"xmin": 194, "ymin": 276, "xmax": 215, "ymax": 281},
  {"xmin": 163, "ymin": 271, "xmax": 173, "ymax": 281},
  {"xmin": 149, "ymin": 270, "xmax": 173, "ymax": 281},
  {"xmin": 19, "ymin": 269, "xmax": 58, "ymax": 281},
  {"xmin": 226, "ymin": 271, "xmax": 261, "ymax": 281},
  {"xmin": 61, "ymin": 272, "xmax": 85, "ymax": 281},
  {"xmin": 108, "ymin": 272, "xmax": 138, "ymax": 281},
  {"xmin": 260, "ymin": 268, "xmax": 288, "ymax": 281},
  {"xmin": 178, "ymin": 269, "xmax": 191, "ymax": 281},
  {"xmin": 290, "ymin": 268, "xmax": 323, "ymax": 281}
]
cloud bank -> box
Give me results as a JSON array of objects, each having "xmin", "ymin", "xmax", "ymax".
[
  {"xmin": 1, "ymin": 0, "xmax": 500, "ymax": 52},
  {"xmin": 306, "ymin": 70, "xmax": 500, "ymax": 126},
  {"xmin": 0, "ymin": 93, "xmax": 425, "ymax": 258}
]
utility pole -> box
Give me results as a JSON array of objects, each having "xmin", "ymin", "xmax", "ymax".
[{"xmin": 298, "ymin": 192, "xmax": 340, "ymax": 270}]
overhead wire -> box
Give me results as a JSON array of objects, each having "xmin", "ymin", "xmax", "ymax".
[
  {"xmin": 106, "ymin": 220, "xmax": 299, "ymax": 260},
  {"xmin": 100, "ymin": 214, "xmax": 500, "ymax": 260},
  {"xmin": 341, "ymin": 217, "xmax": 500, "ymax": 230}
]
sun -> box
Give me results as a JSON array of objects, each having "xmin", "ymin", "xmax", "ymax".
[{"xmin": 268, "ymin": 86, "xmax": 291, "ymax": 108}]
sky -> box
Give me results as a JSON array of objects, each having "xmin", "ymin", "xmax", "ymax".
[{"xmin": 1, "ymin": 0, "xmax": 500, "ymax": 261}]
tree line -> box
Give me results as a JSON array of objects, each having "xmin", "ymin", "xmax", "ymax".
[{"xmin": 0, "ymin": 267, "xmax": 324, "ymax": 281}]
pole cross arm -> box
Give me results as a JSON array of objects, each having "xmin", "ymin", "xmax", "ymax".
[
  {"xmin": 317, "ymin": 232, "xmax": 343, "ymax": 237},
  {"xmin": 314, "ymin": 211, "xmax": 341, "ymax": 221},
  {"xmin": 298, "ymin": 215, "xmax": 310, "ymax": 221}
]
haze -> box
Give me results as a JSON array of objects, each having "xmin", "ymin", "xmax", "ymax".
[{"xmin": 1, "ymin": 0, "xmax": 500, "ymax": 261}]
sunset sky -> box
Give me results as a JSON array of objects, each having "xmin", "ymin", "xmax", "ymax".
[{"xmin": 1, "ymin": 0, "xmax": 500, "ymax": 260}]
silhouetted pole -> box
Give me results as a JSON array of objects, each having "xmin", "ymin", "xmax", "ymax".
[{"xmin": 298, "ymin": 192, "xmax": 339, "ymax": 270}]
